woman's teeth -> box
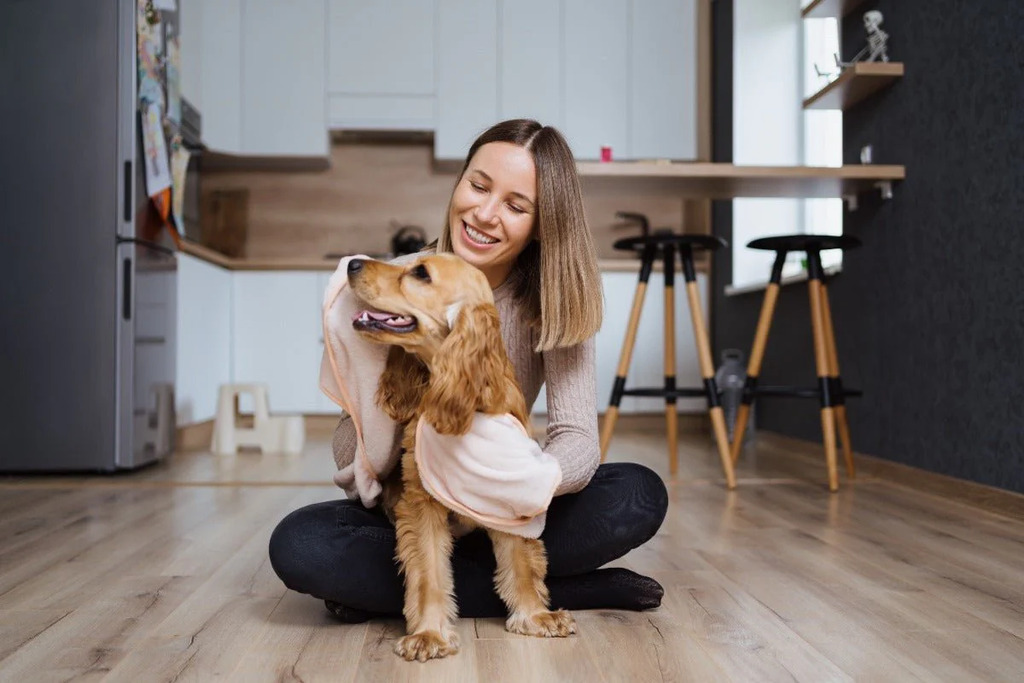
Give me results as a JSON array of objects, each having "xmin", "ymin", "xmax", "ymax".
[{"xmin": 465, "ymin": 223, "xmax": 498, "ymax": 245}]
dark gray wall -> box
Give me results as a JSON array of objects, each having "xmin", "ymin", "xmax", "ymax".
[{"xmin": 711, "ymin": 0, "xmax": 1024, "ymax": 493}]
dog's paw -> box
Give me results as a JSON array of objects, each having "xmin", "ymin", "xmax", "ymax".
[
  {"xmin": 505, "ymin": 609, "xmax": 577, "ymax": 638},
  {"xmin": 394, "ymin": 629, "xmax": 460, "ymax": 662}
]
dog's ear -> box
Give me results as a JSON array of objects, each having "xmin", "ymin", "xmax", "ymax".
[
  {"xmin": 422, "ymin": 303, "xmax": 507, "ymax": 435},
  {"xmin": 376, "ymin": 346, "xmax": 429, "ymax": 424}
]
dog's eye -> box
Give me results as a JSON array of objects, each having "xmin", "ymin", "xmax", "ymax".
[{"xmin": 411, "ymin": 264, "xmax": 431, "ymax": 282}]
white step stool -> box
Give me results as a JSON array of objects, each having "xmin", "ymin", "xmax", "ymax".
[{"xmin": 211, "ymin": 383, "xmax": 305, "ymax": 455}]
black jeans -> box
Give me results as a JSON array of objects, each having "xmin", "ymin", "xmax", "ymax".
[{"xmin": 268, "ymin": 462, "xmax": 668, "ymax": 617}]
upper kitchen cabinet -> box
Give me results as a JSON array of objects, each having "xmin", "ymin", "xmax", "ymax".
[
  {"xmin": 630, "ymin": 0, "xmax": 698, "ymax": 160},
  {"xmin": 194, "ymin": 0, "xmax": 328, "ymax": 158},
  {"xmin": 197, "ymin": 0, "xmax": 244, "ymax": 153},
  {"xmin": 499, "ymin": 0, "xmax": 562, "ymax": 126},
  {"xmin": 562, "ymin": 0, "xmax": 630, "ymax": 161},
  {"xmin": 327, "ymin": 0, "xmax": 437, "ymax": 130},
  {"xmin": 435, "ymin": 0, "xmax": 700, "ymax": 161},
  {"xmin": 242, "ymin": 0, "xmax": 328, "ymax": 156},
  {"xmin": 435, "ymin": 0, "xmax": 499, "ymax": 159}
]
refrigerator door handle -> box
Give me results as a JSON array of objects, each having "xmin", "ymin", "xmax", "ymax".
[
  {"xmin": 123, "ymin": 160, "xmax": 132, "ymax": 222},
  {"xmin": 122, "ymin": 256, "xmax": 132, "ymax": 320}
]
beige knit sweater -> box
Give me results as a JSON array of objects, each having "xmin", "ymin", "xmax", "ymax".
[{"xmin": 332, "ymin": 274, "xmax": 601, "ymax": 497}]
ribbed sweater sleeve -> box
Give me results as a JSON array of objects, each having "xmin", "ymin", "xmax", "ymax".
[{"xmin": 494, "ymin": 290, "xmax": 601, "ymax": 496}]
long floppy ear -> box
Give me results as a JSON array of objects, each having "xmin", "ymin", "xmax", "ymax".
[
  {"xmin": 422, "ymin": 303, "xmax": 507, "ymax": 435},
  {"xmin": 376, "ymin": 346, "xmax": 429, "ymax": 424}
]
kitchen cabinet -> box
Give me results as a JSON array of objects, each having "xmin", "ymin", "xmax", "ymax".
[
  {"xmin": 327, "ymin": 0, "xmax": 437, "ymax": 130},
  {"xmin": 232, "ymin": 272, "xmax": 325, "ymax": 414},
  {"xmin": 499, "ymin": 0, "xmax": 561, "ymax": 125},
  {"xmin": 176, "ymin": 254, "xmax": 233, "ymax": 425},
  {"xmin": 629, "ymin": 0, "xmax": 698, "ymax": 160},
  {"xmin": 562, "ymin": 0, "xmax": 630, "ymax": 162},
  {"xmin": 532, "ymin": 270, "xmax": 707, "ymax": 416},
  {"xmin": 241, "ymin": 0, "xmax": 328, "ymax": 156},
  {"xmin": 435, "ymin": 0, "xmax": 499, "ymax": 159},
  {"xmin": 195, "ymin": 0, "xmax": 327, "ymax": 157},
  {"xmin": 435, "ymin": 0, "xmax": 699, "ymax": 161},
  {"xmin": 197, "ymin": 0, "xmax": 243, "ymax": 153}
]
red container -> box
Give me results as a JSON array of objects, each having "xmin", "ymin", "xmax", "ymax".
[{"xmin": 600, "ymin": 145, "xmax": 613, "ymax": 162}]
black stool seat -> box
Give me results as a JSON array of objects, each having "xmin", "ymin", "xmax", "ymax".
[
  {"xmin": 614, "ymin": 233, "xmax": 727, "ymax": 253},
  {"xmin": 747, "ymin": 234, "xmax": 861, "ymax": 252}
]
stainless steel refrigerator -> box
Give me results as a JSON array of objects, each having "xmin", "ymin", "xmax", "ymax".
[{"xmin": 0, "ymin": 0, "xmax": 196, "ymax": 471}]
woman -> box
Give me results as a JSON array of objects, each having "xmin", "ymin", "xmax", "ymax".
[{"xmin": 269, "ymin": 119, "xmax": 668, "ymax": 622}]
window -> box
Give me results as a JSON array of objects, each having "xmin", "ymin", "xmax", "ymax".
[{"xmin": 729, "ymin": 3, "xmax": 843, "ymax": 291}]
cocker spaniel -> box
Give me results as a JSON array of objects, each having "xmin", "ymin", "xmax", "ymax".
[{"xmin": 347, "ymin": 253, "xmax": 576, "ymax": 661}]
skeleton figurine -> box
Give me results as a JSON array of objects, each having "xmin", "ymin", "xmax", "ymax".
[{"xmin": 835, "ymin": 10, "xmax": 890, "ymax": 68}]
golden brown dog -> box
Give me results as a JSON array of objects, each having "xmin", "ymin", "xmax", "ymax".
[{"xmin": 348, "ymin": 253, "xmax": 576, "ymax": 662}]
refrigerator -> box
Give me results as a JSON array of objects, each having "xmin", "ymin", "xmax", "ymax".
[{"xmin": 0, "ymin": 0, "xmax": 197, "ymax": 471}]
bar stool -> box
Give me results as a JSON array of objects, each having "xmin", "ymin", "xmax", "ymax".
[
  {"xmin": 599, "ymin": 227, "xmax": 737, "ymax": 489},
  {"xmin": 729, "ymin": 234, "xmax": 861, "ymax": 491}
]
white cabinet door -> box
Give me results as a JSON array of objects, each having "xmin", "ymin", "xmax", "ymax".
[
  {"xmin": 178, "ymin": 0, "xmax": 204, "ymax": 111},
  {"xmin": 241, "ymin": 0, "xmax": 328, "ymax": 156},
  {"xmin": 593, "ymin": 270, "xmax": 707, "ymax": 414},
  {"xmin": 199, "ymin": 0, "xmax": 243, "ymax": 153},
  {"xmin": 232, "ymin": 272, "xmax": 323, "ymax": 414},
  {"xmin": 435, "ymin": 0, "xmax": 498, "ymax": 160},
  {"xmin": 630, "ymin": 0, "xmax": 698, "ymax": 160},
  {"xmin": 176, "ymin": 254, "xmax": 233, "ymax": 425},
  {"xmin": 499, "ymin": 0, "xmax": 561, "ymax": 126},
  {"xmin": 563, "ymin": 0, "xmax": 629, "ymax": 161},
  {"xmin": 327, "ymin": 0, "xmax": 436, "ymax": 130}
]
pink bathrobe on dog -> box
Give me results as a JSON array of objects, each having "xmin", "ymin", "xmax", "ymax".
[{"xmin": 319, "ymin": 256, "xmax": 561, "ymax": 539}]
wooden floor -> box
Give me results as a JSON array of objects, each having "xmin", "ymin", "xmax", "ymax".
[{"xmin": 2, "ymin": 419, "xmax": 1024, "ymax": 682}]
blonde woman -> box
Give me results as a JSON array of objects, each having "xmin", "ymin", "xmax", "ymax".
[{"xmin": 270, "ymin": 119, "xmax": 668, "ymax": 621}]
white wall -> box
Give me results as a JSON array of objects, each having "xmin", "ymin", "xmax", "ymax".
[
  {"xmin": 176, "ymin": 254, "xmax": 233, "ymax": 425},
  {"xmin": 731, "ymin": 0, "xmax": 803, "ymax": 288}
]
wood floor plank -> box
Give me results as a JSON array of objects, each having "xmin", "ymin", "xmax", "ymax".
[
  {"xmin": 576, "ymin": 605, "xmax": 729, "ymax": 682},
  {"xmin": 228, "ymin": 591, "xmax": 368, "ymax": 683},
  {"xmin": 350, "ymin": 618, "xmax": 480, "ymax": 683}
]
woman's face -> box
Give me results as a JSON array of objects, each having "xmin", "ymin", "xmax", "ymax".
[{"xmin": 448, "ymin": 142, "xmax": 537, "ymax": 288}]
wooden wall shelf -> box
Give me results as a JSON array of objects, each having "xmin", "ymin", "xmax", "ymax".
[
  {"xmin": 577, "ymin": 162, "xmax": 904, "ymax": 199},
  {"xmin": 804, "ymin": 62, "xmax": 904, "ymax": 110},
  {"xmin": 801, "ymin": 0, "xmax": 870, "ymax": 19}
]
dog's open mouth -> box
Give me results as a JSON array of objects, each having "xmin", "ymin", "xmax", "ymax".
[{"xmin": 352, "ymin": 309, "xmax": 418, "ymax": 334}]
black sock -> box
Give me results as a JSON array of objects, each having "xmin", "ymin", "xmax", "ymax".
[
  {"xmin": 324, "ymin": 599, "xmax": 375, "ymax": 624},
  {"xmin": 548, "ymin": 568, "xmax": 664, "ymax": 612}
]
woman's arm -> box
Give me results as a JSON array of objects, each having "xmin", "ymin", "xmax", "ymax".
[{"xmin": 542, "ymin": 336, "xmax": 601, "ymax": 495}]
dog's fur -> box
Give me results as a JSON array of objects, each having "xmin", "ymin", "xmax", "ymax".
[{"xmin": 348, "ymin": 253, "xmax": 576, "ymax": 662}]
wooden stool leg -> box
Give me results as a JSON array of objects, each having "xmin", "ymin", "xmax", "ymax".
[
  {"xmin": 730, "ymin": 251, "xmax": 786, "ymax": 463},
  {"xmin": 681, "ymin": 248, "xmax": 736, "ymax": 489},
  {"xmin": 600, "ymin": 247, "xmax": 656, "ymax": 460},
  {"xmin": 663, "ymin": 245, "xmax": 679, "ymax": 475},
  {"xmin": 820, "ymin": 282, "xmax": 855, "ymax": 478},
  {"xmin": 808, "ymin": 251, "xmax": 839, "ymax": 492}
]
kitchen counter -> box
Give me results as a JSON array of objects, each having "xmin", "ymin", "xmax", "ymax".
[{"xmin": 179, "ymin": 240, "xmax": 706, "ymax": 274}]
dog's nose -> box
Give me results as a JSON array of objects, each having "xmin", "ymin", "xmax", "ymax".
[{"xmin": 347, "ymin": 259, "xmax": 365, "ymax": 276}]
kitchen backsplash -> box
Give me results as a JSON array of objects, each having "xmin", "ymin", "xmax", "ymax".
[{"xmin": 200, "ymin": 141, "xmax": 702, "ymax": 261}]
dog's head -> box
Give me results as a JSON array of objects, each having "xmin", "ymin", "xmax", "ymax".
[
  {"xmin": 348, "ymin": 253, "xmax": 519, "ymax": 434},
  {"xmin": 348, "ymin": 253, "xmax": 493, "ymax": 360}
]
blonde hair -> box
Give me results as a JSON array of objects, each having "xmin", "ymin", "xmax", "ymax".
[{"xmin": 437, "ymin": 119, "xmax": 603, "ymax": 351}]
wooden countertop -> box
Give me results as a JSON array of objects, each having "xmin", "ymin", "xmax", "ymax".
[
  {"xmin": 178, "ymin": 240, "xmax": 704, "ymax": 274},
  {"xmin": 578, "ymin": 162, "xmax": 904, "ymax": 198}
]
